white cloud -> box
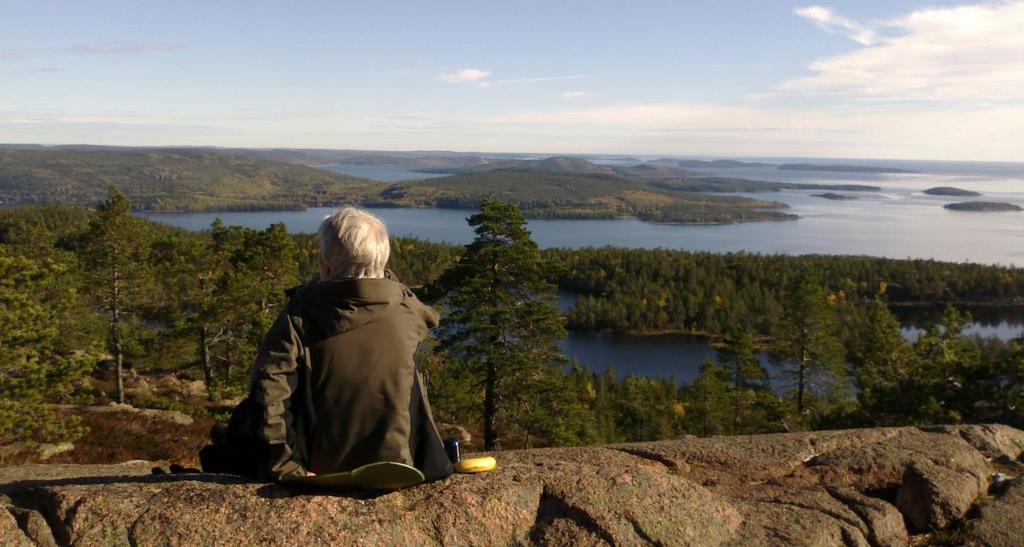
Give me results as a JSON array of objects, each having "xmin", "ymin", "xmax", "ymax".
[
  {"xmin": 561, "ymin": 91, "xmax": 592, "ymax": 99},
  {"xmin": 438, "ymin": 68, "xmax": 490, "ymax": 83},
  {"xmin": 794, "ymin": 6, "xmax": 876, "ymax": 45},
  {"xmin": 782, "ymin": 2, "xmax": 1024, "ymax": 102}
]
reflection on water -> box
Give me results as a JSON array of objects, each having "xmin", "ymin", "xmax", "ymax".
[
  {"xmin": 894, "ymin": 305, "xmax": 1024, "ymax": 341},
  {"xmin": 559, "ymin": 331, "xmax": 716, "ymax": 384}
]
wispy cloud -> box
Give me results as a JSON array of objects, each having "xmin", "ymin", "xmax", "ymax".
[
  {"xmin": 0, "ymin": 41, "xmax": 187, "ymax": 59},
  {"xmin": 794, "ymin": 6, "xmax": 876, "ymax": 45},
  {"xmin": 0, "ymin": 66, "xmax": 62, "ymax": 74},
  {"xmin": 438, "ymin": 68, "xmax": 586, "ymax": 89},
  {"xmin": 781, "ymin": 2, "xmax": 1024, "ymax": 102},
  {"xmin": 463, "ymin": 101, "xmax": 1024, "ymax": 160},
  {"xmin": 438, "ymin": 68, "xmax": 491, "ymax": 85},
  {"xmin": 494, "ymin": 75, "xmax": 585, "ymax": 85},
  {"xmin": 561, "ymin": 91, "xmax": 592, "ymax": 99}
]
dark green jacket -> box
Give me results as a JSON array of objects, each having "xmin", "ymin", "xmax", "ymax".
[{"xmin": 236, "ymin": 271, "xmax": 451, "ymax": 482}]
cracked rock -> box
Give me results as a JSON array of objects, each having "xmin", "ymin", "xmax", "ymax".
[{"xmin": 0, "ymin": 425, "xmax": 1018, "ymax": 546}]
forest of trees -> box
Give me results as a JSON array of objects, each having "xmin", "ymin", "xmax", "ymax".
[
  {"xmin": 553, "ymin": 247, "xmax": 1024, "ymax": 335},
  {"xmin": 2, "ymin": 194, "xmax": 1023, "ymax": 453}
]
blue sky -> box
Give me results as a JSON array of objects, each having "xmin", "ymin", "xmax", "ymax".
[{"xmin": 2, "ymin": 1, "xmax": 1022, "ymax": 160}]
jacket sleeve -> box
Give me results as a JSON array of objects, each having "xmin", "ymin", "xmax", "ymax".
[{"xmin": 251, "ymin": 308, "xmax": 306, "ymax": 481}]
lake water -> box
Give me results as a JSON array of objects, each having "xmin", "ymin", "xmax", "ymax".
[{"xmin": 138, "ymin": 158, "xmax": 1024, "ymax": 384}]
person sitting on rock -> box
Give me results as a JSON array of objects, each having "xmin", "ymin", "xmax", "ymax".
[{"xmin": 199, "ymin": 206, "xmax": 453, "ymax": 483}]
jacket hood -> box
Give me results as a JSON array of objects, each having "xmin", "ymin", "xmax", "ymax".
[{"xmin": 286, "ymin": 271, "xmax": 436, "ymax": 338}]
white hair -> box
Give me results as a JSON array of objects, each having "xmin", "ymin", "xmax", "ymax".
[{"xmin": 318, "ymin": 206, "xmax": 390, "ymax": 280}]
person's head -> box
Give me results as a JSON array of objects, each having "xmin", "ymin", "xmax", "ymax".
[{"xmin": 317, "ymin": 206, "xmax": 390, "ymax": 281}]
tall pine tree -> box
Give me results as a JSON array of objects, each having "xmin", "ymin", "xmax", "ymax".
[
  {"xmin": 80, "ymin": 187, "xmax": 152, "ymax": 404},
  {"xmin": 432, "ymin": 201, "xmax": 566, "ymax": 449},
  {"xmin": 772, "ymin": 276, "xmax": 845, "ymax": 416}
]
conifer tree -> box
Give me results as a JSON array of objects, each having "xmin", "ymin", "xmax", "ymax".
[
  {"xmin": 686, "ymin": 360, "xmax": 731, "ymax": 436},
  {"xmin": 851, "ymin": 299, "xmax": 920, "ymax": 424},
  {"xmin": 772, "ymin": 276, "xmax": 845, "ymax": 415},
  {"xmin": 151, "ymin": 220, "xmax": 238, "ymax": 398},
  {"xmin": 80, "ymin": 187, "xmax": 152, "ymax": 404},
  {"xmin": 432, "ymin": 201, "xmax": 566, "ymax": 449},
  {"xmin": 0, "ymin": 247, "xmax": 92, "ymax": 442},
  {"xmin": 716, "ymin": 329, "xmax": 769, "ymax": 431},
  {"xmin": 912, "ymin": 306, "xmax": 982, "ymax": 422}
]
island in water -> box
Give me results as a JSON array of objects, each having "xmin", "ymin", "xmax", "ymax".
[
  {"xmin": 778, "ymin": 163, "xmax": 917, "ymax": 174},
  {"xmin": 944, "ymin": 201, "xmax": 1022, "ymax": 212},
  {"xmin": 924, "ymin": 187, "xmax": 982, "ymax": 197},
  {"xmin": 813, "ymin": 193, "xmax": 859, "ymax": 201},
  {"xmin": 0, "ymin": 146, "xmax": 796, "ymax": 225},
  {"xmin": 674, "ymin": 159, "xmax": 776, "ymax": 169}
]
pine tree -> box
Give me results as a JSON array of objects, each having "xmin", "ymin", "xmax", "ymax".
[
  {"xmin": 432, "ymin": 201, "xmax": 566, "ymax": 449},
  {"xmin": 0, "ymin": 247, "xmax": 93, "ymax": 443},
  {"xmin": 685, "ymin": 360, "xmax": 732, "ymax": 436},
  {"xmin": 772, "ymin": 276, "xmax": 845, "ymax": 415},
  {"xmin": 151, "ymin": 220, "xmax": 238, "ymax": 399},
  {"xmin": 851, "ymin": 299, "xmax": 920, "ymax": 424},
  {"xmin": 716, "ymin": 329, "xmax": 769, "ymax": 432},
  {"xmin": 912, "ymin": 306, "xmax": 982, "ymax": 422},
  {"xmin": 79, "ymin": 187, "xmax": 152, "ymax": 404}
]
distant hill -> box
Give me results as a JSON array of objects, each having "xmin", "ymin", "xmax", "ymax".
[
  {"xmin": 944, "ymin": 201, "xmax": 1021, "ymax": 212},
  {"xmin": 924, "ymin": 187, "xmax": 981, "ymax": 197},
  {"xmin": 778, "ymin": 163, "xmax": 917, "ymax": 174},
  {"xmin": 371, "ymin": 169, "xmax": 795, "ymax": 224},
  {"xmin": 0, "ymin": 148, "xmax": 382, "ymax": 211}
]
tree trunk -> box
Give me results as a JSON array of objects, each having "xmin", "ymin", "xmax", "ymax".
[
  {"xmin": 701, "ymin": 383, "xmax": 711, "ymax": 437},
  {"xmin": 483, "ymin": 361, "xmax": 497, "ymax": 450},
  {"xmin": 111, "ymin": 271, "xmax": 125, "ymax": 404},
  {"xmin": 797, "ymin": 326, "xmax": 808, "ymax": 413},
  {"xmin": 200, "ymin": 325, "xmax": 215, "ymax": 401},
  {"xmin": 797, "ymin": 361, "xmax": 806, "ymax": 413},
  {"xmin": 732, "ymin": 364, "xmax": 741, "ymax": 431}
]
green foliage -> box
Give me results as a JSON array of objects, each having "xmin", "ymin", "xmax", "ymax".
[
  {"xmin": 152, "ymin": 219, "xmax": 300, "ymax": 398},
  {"xmin": 78, "ymin": 188, "xmax": 156, "ymax": 403},
  {"xmin": 554, "ymin": 247, "xmax": 1024, "ymax": 336},
  {"xmin": 432, "ymin": 201, "xmax": 567, "ymax": 449},
  {"xmin": 0, "ymin": 247, "xmax": 93, "ymax": 443},
  {"xmin": 910, "ymin": 306, "xmax": 984, "ymax": 423},
  {"xmin": 684, "ymin": 360, "xmax": 733, "ymax": 436},
  {"xmin": 772, "ymin": 276, "xmax": 847, "ymax": 417},
  {"xmin": 849, "ymin": 300, "xmax": 926, "ymax": 425},
  {"xmin": 716, "ymin": 330, "xmax": 783, "ymax": 433},
  {"xmin": 5, "ymin": 202, "xmax": 1024, "ymax": 452}
]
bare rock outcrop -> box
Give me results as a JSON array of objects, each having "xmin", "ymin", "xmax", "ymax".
[
  {"xmin": 965, "ymin": 478, "xmax": 1024, "ymax": 547},
  {"xmin": 2, "ymin": 424, "xmax": 1023, "ymax": 546}
]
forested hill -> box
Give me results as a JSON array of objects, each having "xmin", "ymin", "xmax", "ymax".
[
  {"xmin": 0, "ymin": 147, "xmax": 382, "ymax": 212},
  {"xmin": 372, "ymin": 168, "xmax": 796, "ymax": 224}
]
